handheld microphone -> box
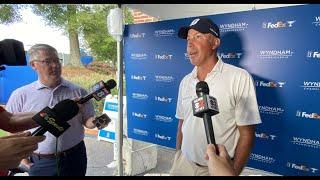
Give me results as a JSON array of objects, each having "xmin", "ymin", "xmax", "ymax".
[
  {"xmin": 31, "ymin": 99, "xmax": 79, "ymax": 137},
  {"xmin": 192, "ymin": 81, "xmax": 219, "ymax": 145},
  {"xmin": 92, "ymin": 113, "xmax": 111, "ymax": 130},
  {"xmin": 76, "ymin": 79, "xmax": 117, "ymax": 104}
]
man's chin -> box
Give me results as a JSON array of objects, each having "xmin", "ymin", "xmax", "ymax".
[
  {"xmin": 50, "ymin": 75, "xmax": 61, "ymax": 81},
  {"xmin": 190, "ymin": 60, "xmax": 200, "ymax": 66}
]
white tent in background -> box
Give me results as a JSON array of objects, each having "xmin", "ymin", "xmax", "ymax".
[{"xmin": 125, "ymin": 4, "xmax": 302, "ymax": 21}]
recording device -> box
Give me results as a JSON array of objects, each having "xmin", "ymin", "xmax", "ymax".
[
  {"xmin": 76, "ymin": 79, "xmax": 117, "ymax": 104},
  {"xmin": 192, "ymin": 81, "xmax": 219, "ymax": 145},
  {"xmin": 92, "ymin": 113, "xmax": 111, "ymax": 130},
  {"xmin": 31, "ymin": 99, "xmax": 79, "ymax": 137},
  {"xmin": 0, "ymin": 39, "xmax": 27, "ymax": 71}
]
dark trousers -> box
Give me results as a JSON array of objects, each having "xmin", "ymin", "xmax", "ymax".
[{"xmin": 29, "ymin": 141, "xmax": 87, "ymax": 176}]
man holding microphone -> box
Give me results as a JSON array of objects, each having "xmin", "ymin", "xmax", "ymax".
[{"xmin": 0, "ymin": 106, "xmax": 45, "ymax": 175}]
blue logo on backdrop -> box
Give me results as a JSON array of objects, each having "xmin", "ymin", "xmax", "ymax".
[
  {"xmin": 255, "ymin": 132, "xmax": 277, "ymax": 141},
  {"xmin": 131, "ymin": 74, "xmax": 147, "ymax": 81},
  {"xmin": 307, "ymin": 51, "xmax": 320, "ymax": 59},
  {"xmin": 296, "ymin": 110, "xmax": 320, "ymax": 119},
  {"xmin": 291, "ymin": 136, "xmax": 320, "ymax": 149},
  {"xmin": 287, "ymin": 162, "xmax": 318, "ymax": 174},
  {"xmin": 184, "ymin": 52, "xmax": 190, "ymax": 60},
  {"xmin": 154, "ymin": 96, "xmax": 173, "ymax": 103},
  {"xmin": 133, "ymin": 128, "xmax": 149, "ymax": 136},
  {"xmin": 132, "ymin": 112, "xmax": 148, "ymax": 119},
  {"xmin": 300, "ymin": 81, "xmax": 320, "ymax": 91},
  {"xmin": 130, "ymin": 53, "xmax": 148, "ymax": 60},
  {"xmin": 154, "ymin": 75, "xmax": 174, "ymax": 83},
  {"xmin": 262, "ymin": 20, "xmax": 296, "ymax": 29},
  {"xmin": 258, "ymin": 49, "xmax": 294, "ymax": 59},
  {"xmin": 154, "ymin": 53, "xmax": 173, "ymax": 61},
  {"xmin": 255, "ymin": 80, "xmax": 286, "ymax": 88},
  {"xmin": 259, "ymin": 105, "xmax": 285, "ymax": 116},
  {"xmin": 154, "ymin": 114, "xmax": 174, "ymax": 123},
  {"xmin": 132, "ymin": 93, "xmax": 149, "ymax": 100},
  {"xmin": 249, "ymin": 153, "xmax": 276, "ymax": 164},
  {"xmin": 312, "ymin": 16, "xmax": 320, "ymax": 27},
  {"xmin": 153, "ymin": 29, "xmax": 175, "ymax": 37},
  {"xmin": 219, "ymin": 22, "xmax": 249, "ymax": 32},
  {"xmin": 218, "ymin": 52, "xmax": 243, "ymax": 59},
  {"xmin": 129, "ymin": 32, "xmax": 146, "ymax": 39},
  {"xmin": 155, "ymin": 133, "xmax": 172, "ymax": 141}
]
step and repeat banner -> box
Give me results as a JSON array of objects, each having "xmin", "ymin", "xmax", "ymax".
[{"xmin": 124, "ymin": 5, "xmax": 320, "ymax": 175}]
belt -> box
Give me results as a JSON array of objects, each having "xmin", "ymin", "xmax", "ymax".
[
  {"xmin": 194, "ymin": 157, "xmax": 234, "ymax": 167},
  {"xmin": 195, "ymin": 163, "xmax": 207, "ymax": 167},
  {"xmin": 32, "ymin": 140, "xmax": 84, "ymax": 159}
]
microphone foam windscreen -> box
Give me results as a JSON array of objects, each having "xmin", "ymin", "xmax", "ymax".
[
  {"xmin": 106, "ymin": 79, "xmax": 117, "ymax": 89},
  {"xmin": 0, "ymin": 39, "xmax": 26, "ymax": 66},
  {"xmin": 53, "ymin": 99, "xmax": 79, "ymax": 121}
]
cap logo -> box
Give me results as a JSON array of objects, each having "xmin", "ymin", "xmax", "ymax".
[{"xmin": 190, "ymin": 18, "xmax": 200, "ymax": 26}]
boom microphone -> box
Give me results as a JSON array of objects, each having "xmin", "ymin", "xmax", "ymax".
[
  {"xmin": 76, "ymin": 79, "xmax": 117, "ymax": 104},
  {"xmin": 31, "ymin": 99, "xmax": 79, "ymax": 137},
  {"xmin": 0, "ymin": 39, "xmax": 26, "ymax": 66},
  {"xmin": 192, "ymin": 81, "xmax": 219, "ymax": 145}
]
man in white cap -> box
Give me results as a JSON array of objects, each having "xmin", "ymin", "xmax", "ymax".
[{"xmin": 170, "ymin": 17, "xmax": 261, "ymax": 176}]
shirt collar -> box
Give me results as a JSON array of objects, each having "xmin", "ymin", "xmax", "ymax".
[
  {"xmin": 191, "ymin": 57, "xmax": 224, "ymax": 79},
  {"xmin": 35, "ymin": 78, "xmax": 69, "ymax": 90}
]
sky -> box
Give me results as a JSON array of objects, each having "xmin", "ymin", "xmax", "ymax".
[{"xmin": 0, "ymin": 8, "xmax": 70, "ymax": 54}]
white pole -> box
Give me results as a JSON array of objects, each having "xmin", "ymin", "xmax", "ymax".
[{"xmin": 116, "ymin": 4, "xmax": 124, "ymax": 176}]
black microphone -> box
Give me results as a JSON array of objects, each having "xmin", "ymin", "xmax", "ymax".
[
  {"xmin": 92, "ymin": 113, "xmax": 111, "ymax": 130},
  {"xmin": 0, "ymin": 39, "xmax": 26, "ymax": 66},
  {"xmin": 31, "ymin": 99, "xmax": 79, "ymax": 137},
  {"xmin": 76, "ymin": 79, "xmax": 117, "ymax": 104},
  {"xmin": 192, "ymin": 81, "xmax": 219, "ymax": 145}
]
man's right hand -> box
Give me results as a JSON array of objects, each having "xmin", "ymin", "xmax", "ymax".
[{"xmin": 0, "ymin": 132, "xmax": 45, "ymax": 170}]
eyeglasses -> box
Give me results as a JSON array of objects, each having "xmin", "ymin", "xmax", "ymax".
[{"xmin": 33, "ymin": 58, "xmax": 62, "ymax": 66}]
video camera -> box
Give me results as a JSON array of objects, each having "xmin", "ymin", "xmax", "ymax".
[{"xmin": 0, "ymin": 39, "xmax": 27, "ymax": 71}]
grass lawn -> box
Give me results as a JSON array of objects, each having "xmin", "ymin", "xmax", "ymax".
[
  {"xmin": 62, "ymin": 66, "xmax": 119, "ymax": 115},
  {"xmin": 0, "ymin": 129, "xmax": 7, "ymax": 137}
]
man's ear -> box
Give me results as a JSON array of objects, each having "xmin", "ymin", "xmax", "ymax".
[
  {"xmin": 29, "ymin": 61, "xmax": 37, "ymax": 70},
  {"xmin": 212, "ymin": 37, "xmax": 220, "ymax": 50}
]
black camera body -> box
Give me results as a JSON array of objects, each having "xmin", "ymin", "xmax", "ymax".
[{"xmin": 0, "ymin": 39, "xmax": 27, "ymax": 71}]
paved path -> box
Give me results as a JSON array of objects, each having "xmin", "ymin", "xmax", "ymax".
[{"xmin": 84, "ymin": 135, "xmax": 280, "ymax": 176}]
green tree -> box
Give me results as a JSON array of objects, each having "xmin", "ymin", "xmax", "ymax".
[
  {"xmin": 31, "ymin": 4, "xmax": 87, "ymax": 67},
  {"xmin": 0, "ymin": 4, "xmax": 23, "ymax": 24},
  {"xmin": 78, "ymin": 5, "xmax": 133, "ymax": 67},
  {"xmin": 1, "ymin": 4, "xmax": 134, "ymax": 68}
]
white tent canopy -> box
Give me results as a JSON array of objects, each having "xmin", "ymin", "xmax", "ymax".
[{"xmin": 125, "ymin": 4, "xmax": 303, "ymax": 21}]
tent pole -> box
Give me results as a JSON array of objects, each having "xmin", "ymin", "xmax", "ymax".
[{"xmin": 116, "ymin": 3, "xmax": 124, "ymax": 176}]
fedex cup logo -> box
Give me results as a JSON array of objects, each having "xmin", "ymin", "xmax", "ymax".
[{"xmin": 262, "ymin": 20, "xmax": 295, "ymax": 29}]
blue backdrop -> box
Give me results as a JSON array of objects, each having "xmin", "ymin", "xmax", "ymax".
[
  {"xmin": 124, "ymin": 4, "xmax": 320, "ymax": 175},
  {"xmin": 0, "ymin": 54, "xmax": 37, "ymax": 104}
]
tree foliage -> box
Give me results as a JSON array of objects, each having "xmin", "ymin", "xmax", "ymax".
[
  {"xmin": 1, "ymin": 4, "xmax": 134, "ymax": 68},
  {"xmin": 31, "ymin": 4, "xmax": 87, "ymax": 67},
  {"xmin": 0, "ymin": 4, "xmax": 23, "ymax": 24},
  {"xmin": 78, "ymin": 5, "xmax": 133, "ymax": 67}
]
